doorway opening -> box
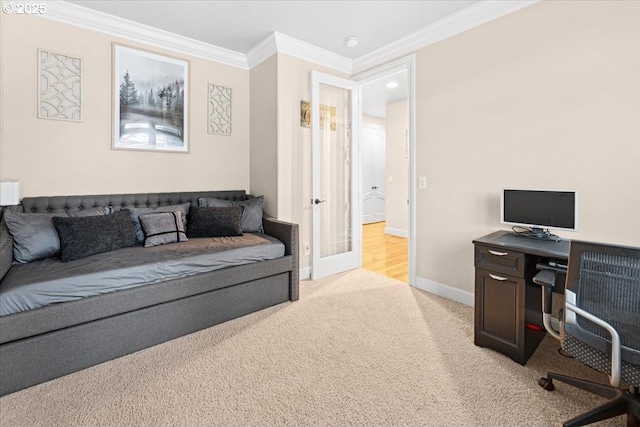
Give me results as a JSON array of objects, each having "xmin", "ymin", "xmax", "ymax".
[{"xmin": 357, "ymin": 59, "xmax": 413, "ymax": 284}]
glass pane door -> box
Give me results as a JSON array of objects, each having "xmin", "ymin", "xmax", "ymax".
[{"xmin": 311, "ymin": 72, "xmax": 360, "ymax": 279}]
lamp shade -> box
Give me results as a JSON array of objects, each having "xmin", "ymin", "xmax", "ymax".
[{"xmin": 0, "ymin": 179, "xmax": 21, "ymax": 206}]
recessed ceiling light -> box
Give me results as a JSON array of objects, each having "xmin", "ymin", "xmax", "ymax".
[
  {"xmin": 345, "ymin": 36, "xmax": 358, "ymax": 48},
  {"xmin": 386, "ymin": 81, "xmax": 399, "ymax": 89}
]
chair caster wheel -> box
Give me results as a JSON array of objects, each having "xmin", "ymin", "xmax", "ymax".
[{"xmin": 538, "ymin": 377, "xmax": 555, "ymax": 391}]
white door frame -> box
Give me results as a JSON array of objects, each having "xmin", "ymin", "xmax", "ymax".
[
  {"xmin": 310, "ymin": 71, "xmax": 361, "ymax": 280},
  {"xmin": 353, "ymin": 55, "xmax": 417, "ymax": 285}
]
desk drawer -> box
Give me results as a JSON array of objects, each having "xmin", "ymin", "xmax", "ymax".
[{"xmin": 475, "ymin": 246, "xmax": 525, "ymax": 278}]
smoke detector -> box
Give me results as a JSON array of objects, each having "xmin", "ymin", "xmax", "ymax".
[{"xmin": 345, "ymin": 36, "xmax": 358, "ymax": 48}]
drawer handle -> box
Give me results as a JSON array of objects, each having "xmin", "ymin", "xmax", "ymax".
[
  {"xmin": 488, "ymin": 249, "xmax": 509, "ymax": 256},
  {"xmin": 489, "ymin": 273, "xmax": 509, "ymax": 281}
]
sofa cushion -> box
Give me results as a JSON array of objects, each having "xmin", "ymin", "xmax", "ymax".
[
  {"xmin": 139, "ymin": 211, "xmax": 188, "ymax": 248},
  {"xmin": 3, "ymin": 210, "xmax": 64, "ymax": 263},
  {"xmin": 128, "ymin": 203, "xmax": 190, "ymax": 243},
  {"xmin": 53, "ymin": 210, "xmax": 137, "ymax": 262},
  {"xmin": 199, "ymin": 195, "xmax": 264, "ymax": 233},
  {"xmin": 3, "ymin": 207, "xmax": 116, "ymax": 264},
  {"xmin": 67, "ymin": 206, "xmax": 114, "ymax": 217},
  {"xmin": 187, "ymin": 206, "xmax": 243, "ymax": 238}
]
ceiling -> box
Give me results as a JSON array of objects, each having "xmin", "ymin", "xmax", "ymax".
[
  {"xmin": 66, "ymin": 0, "xmax": 482, "ymax": 118},
  {"xmin": 67, "ymin": 0, "xmax": 480, "ymax": 59}
]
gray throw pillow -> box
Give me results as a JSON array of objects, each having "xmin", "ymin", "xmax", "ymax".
[
  {"xmin": 198, "ymin": 196, "xmax": 264, "ymax": 233},
  {"xmin": 128, "ymin": 203, "xmax": 190, "ymax": 243},
  {"xmin": 3, "ymin": 207, "xmax": 116, "ymax": 263},
  {"xmin": 3, "ymin": 210, "xmax": 65, "ymax": 263},
  {"xmin": 139, "ymin": 211, "xmax": 188, "ymax": 248},
  {"xmin": 187, "ymin": 206, "xmax": 243, "ymax": 238},
  {"xmin": 52, "ymin": 210, "xmax": 137, "ymax": 262}
]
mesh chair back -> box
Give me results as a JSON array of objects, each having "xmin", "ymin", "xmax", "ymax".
[
  {"xmin": 576, "ymin": 249, "xmax": 640, "ymax": 350},
  {"xmin": 563, "ymin": 241, "xmax": 640, "ymax": 387}
]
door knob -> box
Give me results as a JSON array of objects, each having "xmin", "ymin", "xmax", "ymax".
[
  {"xmin": 372, "ymin": 186, "xmax": 378, "ymax": 190},
  {"xmin": 313, "ymin": 199, "xmax": 326, "ymax": 205}
]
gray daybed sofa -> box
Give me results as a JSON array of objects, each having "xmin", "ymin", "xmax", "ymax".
[{"xmin": 0, "ymin": 190, "xmax": 298, "ymax": 396}]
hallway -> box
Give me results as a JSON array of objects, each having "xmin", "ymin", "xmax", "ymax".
[{"xmin": 362, "ymin": 221, "xmax": 408, "ymax": 283}]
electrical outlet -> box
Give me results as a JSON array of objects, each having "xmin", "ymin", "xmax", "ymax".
[{"xmin": 304, "ymin": 242, "xmax": 311, "ymax": 255}]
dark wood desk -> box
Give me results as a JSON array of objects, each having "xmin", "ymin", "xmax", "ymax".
[{"xmin": 472, "ymin": 230, "xmax": 570, "ymax": 365}]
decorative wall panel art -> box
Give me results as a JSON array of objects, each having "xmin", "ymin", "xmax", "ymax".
[
  {"xmin": 38, "ymin": 49, "xmax": 82, "ymax": 122},
  {"xmin": 208, "ymin": 84, "xmax": 232, "ymax": 135}
]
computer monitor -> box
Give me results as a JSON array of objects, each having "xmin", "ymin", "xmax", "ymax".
[{"xmin": 501, "ymin": 189, "xmax": 578, "ymax": 239}]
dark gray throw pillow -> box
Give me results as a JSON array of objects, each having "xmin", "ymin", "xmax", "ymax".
[
  {"xmin": 187, "ymin": 206, "xmax": 243, "ymax": 238},
  {"xmin": 198, "ymin": 196, "xmax": 264, "ymax": 233},
  {"xmin": 128, "ymin": 203, "xmax": 190, "ymax": 243},
  {"xmin": 139, "ymin": 211, "xmax": 188, "ymax": 248},
  {"xmin": 52, "ymin": 209, "xmax": 137, "ymax": 262}
]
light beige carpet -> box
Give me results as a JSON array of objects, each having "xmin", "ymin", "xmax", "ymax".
[{"xmin": 0, "ymin": 269, "xmax": 627, "ymax": 426}]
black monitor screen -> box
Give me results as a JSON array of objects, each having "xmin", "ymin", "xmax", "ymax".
[{"xmin": 502, "ymin": 189, "xmax": 577, "ymax": 231}]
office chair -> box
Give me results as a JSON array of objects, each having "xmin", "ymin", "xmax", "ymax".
[{"xmin": 536, "ymin": 240, "xmax": 640, "ymax": 427}]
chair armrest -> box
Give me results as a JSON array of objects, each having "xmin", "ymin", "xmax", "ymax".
[
  {"xmin": 565, "ymin": 295, "xmax": 622, "ymax": 387},
  {"xmin": 533, "ymin": 269, "xmax": 558, "ymax": 289}
]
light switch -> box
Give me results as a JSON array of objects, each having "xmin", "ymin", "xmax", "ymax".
[
  {"xmin": 388, "ymin": 176, "xmax": 393, "ymax": 183},
  {"xmin": 418, "ymin": 177, "xmax": 427, "ymax": 189}
]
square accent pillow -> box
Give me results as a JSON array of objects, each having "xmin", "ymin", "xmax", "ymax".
[
  {"xmin": 128, "ymin": 203, "xmax": 190, "ymax": 243},
  {"xmin": 139, "ymin": 211, "xmax": 188, "ymax": 248},
  {"xmin": 52, "ymin": 209, "xmax": 137, "ymax": 262},
  {"xmin": 187, "ymin": 206, "xmax": 243, "ymax": 238},
  {"xmin": 3, "ymin": 210, "xmax": 65, "ymax": 263},
  {"xmin": 198, "ymin": 196, "xmax": 264, "ymax": 233}
]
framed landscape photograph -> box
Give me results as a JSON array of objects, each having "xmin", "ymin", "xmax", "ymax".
[{"xmin": 112, "ymin": 44, "xmax": 189, "ymax": 153}]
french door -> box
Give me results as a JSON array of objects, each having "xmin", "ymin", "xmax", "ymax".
[{"xmin": 311, "ymin": 71, "xmax": 361, "ymax": 280}]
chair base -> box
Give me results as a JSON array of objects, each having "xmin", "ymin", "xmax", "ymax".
[{"xmin": 539, "ymin": 372, "xmax": 640, "ymax": 427}]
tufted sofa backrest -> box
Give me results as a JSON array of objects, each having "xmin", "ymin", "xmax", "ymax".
[
  {"xmin": 20, "ymin": 190, "xmax": 247, "ymax": 214},
  {"xmin": 0, "ymin": 190, "xmax": 247, "ymax": 280}
]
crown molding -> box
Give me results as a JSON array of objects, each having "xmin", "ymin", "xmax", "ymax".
[
  {"xmin": 352, "ymin": 0, "xmax": 538, "ymax": 74},
  {"xmin": 246, "ymin": 32, "xmax": 278, "ymax": 69},
  {"xmin": 42, "ymin": 1, "xmax": 248, "ymax": 69},
  {"xmin": 38, "ymin": 0, "xmax": 538, "ymax": 75},
  {"xmin": 273, "ymin": 32, "xmax": 352, "ymax": 75},
  {"xmin": 247, "ymin": 32, "xmax": 353, "ymax": 74}
]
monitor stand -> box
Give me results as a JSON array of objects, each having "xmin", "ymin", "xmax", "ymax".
[{"xmin": 513, "ymin": 227, "xmax": 560, "ymax": 241}]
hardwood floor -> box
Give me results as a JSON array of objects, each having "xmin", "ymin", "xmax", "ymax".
[{"xmin": 362, "ymin": 221, "xmax": 408, "ymax": 283}]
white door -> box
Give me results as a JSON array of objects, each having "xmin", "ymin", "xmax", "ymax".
[
  {"xmin": 362, "ymin": 125, "xmax": 386, "ymax": 224},
  {"xmin": 311, "ymin": 71, "xmax": 361, "ymax": 280}
]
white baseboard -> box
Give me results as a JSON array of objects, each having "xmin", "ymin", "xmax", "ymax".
[
  {"xmin": 299, "ymin": 266, "xmax": 311, "ymax": 280},
  {"xmin": 413, "ymin": 277, "xmax": 474, "ymax": 307},
  {"xmin": 384, "ymin": 227, "xmax": 408, "ymax": 238}
]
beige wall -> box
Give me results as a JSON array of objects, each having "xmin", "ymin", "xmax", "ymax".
[
  {"xmin": 249, "ymin": 56, "xmax": 278, "ymax": 217},
  {"xmin": 415, "ymin": 0, "xmax": 640, "ymax": 293},
  {"xmin": 385, "ymin": 100, "xmax": 408, "ymax": 235},
  {"xmin": 0, "ymin": 13, "xmax": 250, "ymax": 197}
]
